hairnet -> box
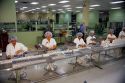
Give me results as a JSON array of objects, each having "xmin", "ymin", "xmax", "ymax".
[
  {"xmin": 76, "ymin": 32, "xmax": 83, "ymax": 37},
  {"xmin": 44, "ymin": 31, "xmax": 53, "ymax": 38},
  {"xmin": 8, "ymin": 35, "xmax": 17, "ymax": 42}
]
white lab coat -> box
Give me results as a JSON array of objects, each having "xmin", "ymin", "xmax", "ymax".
[
  {"xmin": 119, "ymin": 31, "xmax": 125, "ymax": 38},
  {"xmin": 6, "ymin": 42, "xmax": 28, "ymax": 57},
  {"xmin": 86, "ymin": 36, "xmax": 96, "ymax": 45},
  {"xmin": 73, "ymin": 38, "xmax": 86, "ymax": 48},
  {"xmin": 107, "ymin": 34, "xmax": 116, "ymax": 41},
  {"xmin": 42, "ymin": 38, "xmax": 57, "ymax": 48}
]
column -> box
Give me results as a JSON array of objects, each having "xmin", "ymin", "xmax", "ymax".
[{"xmin": 83, "ymin": 0, "xmax": 89, "ymax": 26}]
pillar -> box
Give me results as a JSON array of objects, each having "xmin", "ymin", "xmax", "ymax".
[{"xmin": 83, "ymin": 0, "xmax": 89, "ymax": 26}]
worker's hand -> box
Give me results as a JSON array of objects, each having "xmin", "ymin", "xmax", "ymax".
[
  {"xmin": 16, "ymin": 50, "xmax": 23, "ymax": 55},
  {"xmin": 78, "ymin": 44, "xmax": 86, "ymax": 48},
  {"xmin": 7, "ymin": 55, "xmax": 12, "ymax": 59}
]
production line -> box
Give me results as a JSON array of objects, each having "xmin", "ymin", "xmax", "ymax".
[{"xmin": 0, "ymin": 38, "xmax": 125, "ymax": 83}]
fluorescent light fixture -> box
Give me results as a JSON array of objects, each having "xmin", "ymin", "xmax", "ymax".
[
  {"xmin": 110, "ymin": 1, "xmax": 125, "ymax": 4},
  {"xmin": 15, "ymin": 1, "xmax": 18, "ymax": 3},
  {"xmin": 41, "ymin": 6, "xmax": 47, "ymax": 8},
  {"xmin": 66, "ymin": 8, "xmax": 72, "ymax": 9},
  {"xmin": 90, "ymin": 4, "xmax": 100, "ymax": 7},
  {"xmin": 76, "ymin": 11, "xmax": 80, "ymax": 12},
  {"xmin": 52, "ymin": 10, "xmax": 56, "ymax": 12},
  {"xmin": 111, "ymin": 7, "xmax": 121, "ymax": 9},
  {"xmin": 76, "ymin": 7, "xmax": 83, "ymax": 8},
  {"xmin": 89, "ymin": 8, "xmax": 95, "ymax": 9},
  {"xmin": 48, "ymin": 4, "xmax": 56, "ymax": 6},
  {"xmin": 58, "ymin": 9, "xmax": 63, "ymax": 11},
  {"xmin": 31, "ymin": 9, "xmax": 36, "ymax": 11},
  {"xmin": 59, "ymin": 1, "xmax": 69, "ymax": 3},
  {"xmin": 22, "ymin": 7, "xmax": 28, "ymax": 9},
  {"xmin": 20, "ymin": 8, "xmax": 25, "ymax": 10},
  {"xmin": 30, "ymin": 2, "xmax": 39, "ymax": 5},
  {"xmin": 42, "ymin": 10, "xmax": 46, "ymax": 12},
  {"xmin": 36, "ymin": 8, "xmax": 40, "ymax": 9},
  {"xmin": 63, "ymin": 5, "xmax": 71, "ymax": 7},
  {"xmin": 67, "ymin": 10, "xmax": 72, "ymax": 11},
  {"xmin": 61, "ymin": 11, "xmax": 65, "ymax": 13}
]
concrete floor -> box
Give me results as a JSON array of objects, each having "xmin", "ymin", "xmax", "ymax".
[{"xmin": 47, "ymin": 59, "xmax": 125, "ymax": 83}]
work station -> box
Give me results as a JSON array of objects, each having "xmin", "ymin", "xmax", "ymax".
[{"xmin": 0, "ymin": 0, "xmax": 125, "ymax": 83}]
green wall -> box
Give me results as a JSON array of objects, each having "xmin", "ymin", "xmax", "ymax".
[
  {"xmin": 88, "ymin": 11, "xmax": 99, "ymax": 28},
  {"xmin": 0, "ymin": 0, "xmax": 16, "ymax": 23},
  {"xmin": 109, "ymin": 9, "xmax": 125, "ymax": 22},
  {"xmin": 76, "ymin": 13, "xmax": 83, "ymax": 24},
  {"xmin": 9, "ymin": 32, "xmax": 43, "ymax": 49}
]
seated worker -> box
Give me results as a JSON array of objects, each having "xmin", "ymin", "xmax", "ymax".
[
  {"xmin": 107, "ymin": 29, "xmax": 117, "ymax": 43},
  {"xmin": 73, "ymin": 32, "xmax": 86, "ymax": 48},
  {"xmin": 6, "ymin": 35, "xmax": 28, "ymax": 59},
  {"xmin": 119, "ymin": 27, "xmax": 125, "ymax": 39},
  {"xmin": 86, "ymin": 30, "xmax": 96, "ymax": 45},
  {"xmin": 42, "ymin": 31, "xmax": 57, "ymax": 50},
  {"xmin": 6, "ymin": 35, "xmax": 28, "ymax": 80}
]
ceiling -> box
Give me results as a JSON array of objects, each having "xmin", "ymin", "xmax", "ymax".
[{"xmin": 16, "ymin": 0, "xmax": 125, "ymax": 13}]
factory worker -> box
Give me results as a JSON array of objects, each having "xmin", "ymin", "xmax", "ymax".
[
  {"xmin": 6, "ymin": 35, "xmax": 28, "ymax": 59},
  {"xmin": 42, "ymin": 31, "xmax": 57, "ymax": 50},
  {"xmin": 86, "ymin": 30, "xmax": 96, "ymax": 45},
  {"xmin": 119, "ymin": 27, "xmax": 125, "ymax": 39},
  {"xmin": 6, "ymin": 35, "xmax": 28, "ymax": 80},
  {"xmin": 107, "ymin": 29, "xmax": 117, "ymax": 43},
  {"xmin": 73, "ymin": 32, "xmax": 86, "ymax": 48}
]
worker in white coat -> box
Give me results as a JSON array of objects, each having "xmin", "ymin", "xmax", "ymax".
[
  {"xmin": 73, "ymin": 32, "xmax": 86, "ymax": 48},
  {"xmin": 6, "ymin": 35, "xmax": 28, "ymax": 80},
  {"xmin": 42, "ymin": 31, "xmax": 57, "ymax": 50},
  {"xmin": 119, "ymin": 27, "xmax": 125, "ymax": 39},
  {"xmin": 6, "ymin": 35, "xmax": 28, "ymax": 59},
  {"xmin": 86, "ymin": 30, "xmax": 96, "ymax": 45},
  {"xmin": 107, "ymin": 29, "xmax": 117, "ymax": 43},
  {"xmin": 42, "ymin": 31, "xmax": 57, "ymax": 71}
]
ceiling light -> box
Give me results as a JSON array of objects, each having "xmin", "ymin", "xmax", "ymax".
[
  {"xmin": 63, "ymin": 5, "xmax": 71, "ymax": 7},
  {"xmin": 111, "ymin": 7, "xmax": 121, "ymax": 9},
  {"xmin": 22, "ymin": 7, "xmax": 28, "ymax": 9},
  {"xmin": 41, "ymin": 6, "xmax": 47, "ymax": 8},
  {"xmin": 15, "ymin": 1, "xmax": 18, "ymax": 3},
  {"xmin": 66, "ymin": 8, "xmax": 72, "ymax": 9},
  {"xmin": 36, "ymin": 8, "xmax": 40, "ymax": 9},
  {"xmin": 52, "ymin": 10, "xmax": 56, "ymax": 12},
  {"xmin": 58, "ymin": 9, "xmax": 63, "ymax": 11},
  {"xmin": 76, "ymin": 11, "xmax": 80, "ymax": 12},
  {"xmin": 76, "ymin": 7, "xmax": 83, "ymax": 8},
  {"xmin": 48, "ymin": 4, "xmax": 56, "ymax": 6},
  {"xmin": 89, "ymin": 8, "xmax": 95, "ymax": 9},
  {"xmin": 31, "ymin": 9, "xmax": 36, "ymax": 11},
  {"xmin": 30, "ymin": 2, "xmax": 39, "ymax": 5},
  {"xmin": 42, "ymin": 10, "xmax": 46, "ymax": 12},
  {"xmin": 20, "ymin": 8, "xmax": 25, "ymax": 10},
  {"xmin": 67, "ymin": 10, "xmax": 72, "ymax": 11},
  {"xmin": 59, "ymin": 1, "xmax": 69, "ymax": 3},
  {"xmin": 110, "ymin": 1, "xmax": 125, "ymax": 4},
  {"xmin": 90, "ymin": 4, "xmax": 100, "ymax": 7}
]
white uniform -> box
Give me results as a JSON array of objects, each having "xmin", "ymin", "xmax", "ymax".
[
  {"xmin": 6, "ymin": 42, "xmax": 28, "ymax": 57},
  {"xmin": 107, "ymin": 34, "xmax": 116, "ymax": 40},
  {"xmin": 119, "ymin": 31, "xmax": 125, "ymax": 38},
  {"xmin": 86, "ymin": 36, "xmax": 96, "ymax": 45},
  {"xmin": 42, "ymin": 38, "xmax": 56, "ymax": 48},
  {"xmin": 74, "ymin": 38, "xmax": 86, "ymax": 48}
]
